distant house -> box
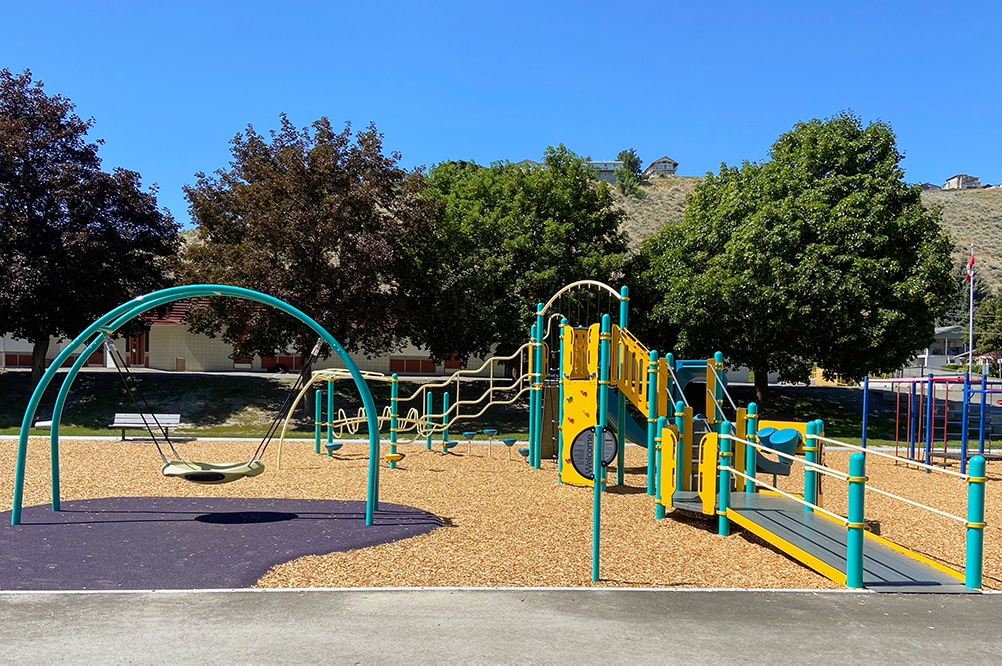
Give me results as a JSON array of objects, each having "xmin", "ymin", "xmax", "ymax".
[
  {"xmin": 642, "ymin": 156, "xmax": 679, "ymax": 178},
  {"xmin": 944, "ymin": 174, "xmax": 982, "ymax": 190},
  {"xmin": 920, "ymin": 183, "xmax": 942, "ymax": 191},
  {"xmin": 585, "ymin": 161, "xmax": 623, "ymax": 184}
]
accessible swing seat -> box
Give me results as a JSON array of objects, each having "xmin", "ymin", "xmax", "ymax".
[{"xmin": 161, "ymin": 459, "xmax": 265, "ymax": 485}]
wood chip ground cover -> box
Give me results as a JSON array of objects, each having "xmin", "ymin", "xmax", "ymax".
[{"xmin": 2, "ymin": 438, "xmax": 999, "ymax": 590}]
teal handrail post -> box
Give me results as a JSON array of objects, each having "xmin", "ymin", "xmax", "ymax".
[
  {"xmin": 717, "ymin": 420, "xmax": 733, "ymax": 536},
  {"xmin": 674, "ymin": 400, "xmax": 686, "ymax": 494},
  {"xmin": 11, "ymin": 284, "xmax": 382, "ymax": 527},
  {"xmin": 616, "ymin": 286, "xmax": 628, "ymax": 487},
  {"xmin": 558, "ymin": 318, "xmax": 568, "ymax": 483},
  {"xmin": 745, "ymin": 402, "xmax": 758, "ymax": 494},
  {"xmin": 326, "ymin": 379, "xmax": 335, "ymax": 449},
  {"xmin": 528, "ymin": 322, "xmax": 539, "ymax": 469},
  {"xmin": 48, "ymin": 333, "xmax": 106, "ymax": 511},
  {"xmin": 966, "ymin": 455, "xmax": 987, "ymax": 590},
  {"xmin": 593, "ymin": 313, "xmax": 612, "ymax": 582},
  {"xmin": 314, "ymin": 387, "xmax": 322, "ymax": 454},
  {"xmin": 533, "ymin": 303, "xmax": 545, "ymax": 469},
  {"xmin": 425, "ymin": 391, "xmax": 433, "ymax": 450},
  {"xmin": 713, "ymin": 351, "xmax": 725, "ymax": 422},
  {"xmin": 655, "ymin": 415, "xmax": 668, "ymax": 519},
  {"xmin": 440, "ymin": 391, "xmax": 450, "ymax": 453},
  {"xmin": 665, "ymin": 352, "xmax": 676, "ymax": 408},
  {"xmin": 804, "ymin": 420, "xmax": 819, "ymax": 513},
  {"xmin": 646, "ymin": 349, "xmax": 659, "ymax": 496},
  {"xmin": 389, "ymin": 374, "xmax": 399, "ymax": 470},
  {"xmin": 846, "ymin": 452, "xmax": 867, "ymax": 589}
]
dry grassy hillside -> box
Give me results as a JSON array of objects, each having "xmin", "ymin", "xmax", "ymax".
[
  {"xmin": 615, "ymin": 178, "xmax": 1002, "ymax": 287},
  {"xmin": 923, "ymin": 187, "xmax": 1002, "ymax": 287}
]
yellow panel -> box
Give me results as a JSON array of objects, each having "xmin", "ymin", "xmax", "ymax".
[
  {"xmin": 659, "ymin": 426, "xmax": 678, "ymax": 506},
  {"xmin": 559, "ymin": 376, "xmax": 599, "ymax": 486},
  {"xmin": 698, "ymin": 433, "xmax": 718, "ymax": 516}
]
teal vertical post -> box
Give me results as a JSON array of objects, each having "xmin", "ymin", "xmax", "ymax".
[
  {"xmin": 441, "ymin": 391, "xmax": 450, "ymax": 453},
  {"xmin": 389, "ymin": 374, "xmax": 399, "ymax": 470},
  {"xmin": 528, "ymin": 322, "xmax": 539, "ymax": 469},
  {"xmin": 616, "ymin": 286, "xmax": 628, "ymax": 487},
  {"xmin": 745, "ymin": 402, "xmax": 759, "ymax": 494},
  {"xmin": 592, "ymin": 314, "xmax": 612, "ymax": 582},
  {"xmin": 314, "ymin": 388, "xmax": 322, "ymax": 454},
  {"xmin": 804, "ymin": 420, "xmax": 819, "ymax": 512},
  {"xmin": 655, "ymin": 415, "xmax": 667, "ymax": 519},
  {"xmin": 425, "ymin": 391, "xmax": 433, "ymax": 450},
  {"xmin": 558, "ymin": 318, "xmax": 568, "ymax": 484},
  {"xmin": 846, "ymin": 452, "xmax": 866, "ymax": 589},
  {"xmin": 717, "ymin": 421, "xmax": 733, "ymax": 536},
  {"xmin": 646, "ymin": 349, "xmax": 659, "ymax": 496},
  {"xmin": 674, "ymin": 400, "xmax": 686, "ymax": 494},
  {"xmin": 533, "ymin": 304, "xmax": 545, "ymax": 469},
  {"xmin": 713, "ymin": 351, "xmax": 725, "ymax": 422},
  {"xmin": 665, "ymin": 352, "xmax": 676, "ymax": 407},
  {"xmin": 966, "ymin": 455, "xmax": 986, "ymax": 590},
  {"xmin": 326, "ymin": 379, "xmax": 335, "ymax": 447}
]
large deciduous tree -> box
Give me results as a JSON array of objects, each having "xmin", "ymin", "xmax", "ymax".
[
  {"xmin": 628, "ymin": 112, "xmax": 954, "ymax": 404},
  {"xmin": 180, "ymin": 116, "xmax": 432, "ymax": 360},
  {"xmin": 406, "ymin": 145, "xmax": 628, "ymax": 363},
  {"xmin": 0, "ymin": 69, "xmax": 179, "ymax": 386}
]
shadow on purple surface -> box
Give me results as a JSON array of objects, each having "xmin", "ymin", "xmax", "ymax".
[{"xmin": 0, "ymin": 497, "xmax": 442, "ymax": 591}]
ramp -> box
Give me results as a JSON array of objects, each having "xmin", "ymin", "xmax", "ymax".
[{"xmin": 723, "ymin": 493, "xmax": 973, "ymax": 594}]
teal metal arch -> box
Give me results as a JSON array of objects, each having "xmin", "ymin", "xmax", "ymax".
[{"xmin": 11, "ymin": 284, "xmax": 382, "ymax": 526}]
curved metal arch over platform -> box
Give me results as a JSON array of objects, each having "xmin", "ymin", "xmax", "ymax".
[{"xmin": 10, "ymin": 284, "xmax": 382, "ymax": 526}]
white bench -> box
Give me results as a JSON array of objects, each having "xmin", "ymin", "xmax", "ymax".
[{"xmin": 109, "ymin": 413, "xmax": 181, "ymax": 440}]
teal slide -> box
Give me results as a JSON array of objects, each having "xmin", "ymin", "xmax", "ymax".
[{"xmin": 607, "ymin": 391, "xmax": 650, "ymax": 447}]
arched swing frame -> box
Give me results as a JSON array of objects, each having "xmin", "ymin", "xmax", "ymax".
[{"xmin": 10, "ymin": 284, "xmax": 382, "ymax": 526}]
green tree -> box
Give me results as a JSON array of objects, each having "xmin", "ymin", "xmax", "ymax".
[
  {"xmin": 180, "ymin": 116, "xmax": 432, "ymax": 360},
  {"xmin": 0, "ymin": 69, "xmax": 180, "ymax": 386},
  {"xmin": 615, "ymin": 147, "xmax": 643, "ymax": 196},
  {"xmin": 628, "ymin": 112, "xmax": 955, "ymax": 404},
  {"xmin": 974, "ymin": 293, "xmax": 1002, "ymax": 357},
  {"xmin": 406, "ymin": 146, "xmax": 628, "ymax": 363}
]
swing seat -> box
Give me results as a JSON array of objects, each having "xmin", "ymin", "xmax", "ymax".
[{"xmin": 162, "ymin": 460, "xmax": 265, "ymax": 485}]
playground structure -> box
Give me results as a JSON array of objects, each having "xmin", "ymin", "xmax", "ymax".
[
  {"xmin": 519, "ymin": 280, "xmax": 988, "ymax": 591},
  {"xmin": 861, "ymin": 374, "xmax": 1002, "ymax": 473},
  {"xmin": 8, "ymin": 281, "xmax": 992, "ymax": 593}
]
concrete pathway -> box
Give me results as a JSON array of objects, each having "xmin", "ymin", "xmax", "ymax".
[{"xmin": 2, "ymin": 588, "xmax": 1000, "ymax": 664}]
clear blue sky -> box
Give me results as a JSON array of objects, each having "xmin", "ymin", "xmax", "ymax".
[{"xmin": 3, "ymin": 1, "xmax": 999, "ymax": 226}]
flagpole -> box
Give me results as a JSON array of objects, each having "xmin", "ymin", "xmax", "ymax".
[{"xmin": 969, "ymin": 243, "xmax": 975, "ymax": 375}]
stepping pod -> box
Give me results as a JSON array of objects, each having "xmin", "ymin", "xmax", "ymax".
[
  {"xmin": 482, "ymin": 429, "xmax": 498, "ymax": 459},
  {"xmin": 463, "ymin": 431, "xmax": 478, "ymax": 455},
  {"xmin": 502, "ymin": 437, "xmax": 517, "ymax": 461},
  {"xmin": 325, "ymin": 441, "xmax": 343, "ymax": 457}
]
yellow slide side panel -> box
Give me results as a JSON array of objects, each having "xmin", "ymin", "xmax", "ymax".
[{"xmin": 697, "ymin": 433, "xmax": 718, "ymax": 516}]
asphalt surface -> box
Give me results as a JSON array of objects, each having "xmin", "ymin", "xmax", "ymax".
[
  {"xmin": 1, "ymin": 498, "xmax": 441, "ymax": 590},
  {"xmin": 2, "ymin": 588, "xmax": 1000, "ymax": 664}
]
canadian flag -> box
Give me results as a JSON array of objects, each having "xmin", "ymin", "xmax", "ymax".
[{"xmin": 966, "ymin": 248, "xmax": 975, "ymax": 282}]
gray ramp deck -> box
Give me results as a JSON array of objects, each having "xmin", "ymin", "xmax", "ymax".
[{"xmin": 724, "ymin": 493, "xmax": 973, "ymax": 594}]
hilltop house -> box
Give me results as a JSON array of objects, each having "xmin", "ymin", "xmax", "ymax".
[
  {"xmin": 585, "ymin": 161, "xmax": 623, "ymax": 184},
  {"xmin": 642, "ymin": 156, "xmax": 679, "ymax": 178},
  {"xmin": 944, "ymin": 174, "xmax": 982, "ymax": 190}
]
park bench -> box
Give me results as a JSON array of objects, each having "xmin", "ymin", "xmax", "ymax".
[{"xmin": 109, "ymin": 413, "xmax": 182, "ymax": 440}]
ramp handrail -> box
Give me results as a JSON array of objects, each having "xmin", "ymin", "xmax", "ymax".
[
  {"xmin": 719, "ymin": 464, "xmax": 849, "ymax": 525},
  {"xmin": 815, "ymin": 435, "xmax": 971, "ymax": 480},
  {"xmin": 722, "ymin": 432, "xmax": 850, "ymax": 481}
]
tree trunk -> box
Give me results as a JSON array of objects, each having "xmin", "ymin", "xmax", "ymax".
[
  {"xmin": 30, "ymin": 337, "xmax": 50, "ymax": 388},
  {"xmin": 753, "ymin": 365, "xmax": 771, "ymax": 407}
]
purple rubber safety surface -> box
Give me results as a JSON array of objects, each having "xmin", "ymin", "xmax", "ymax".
[{"xmin": 0, "ymin": 497, "xmax": 442, "ymax": 591}]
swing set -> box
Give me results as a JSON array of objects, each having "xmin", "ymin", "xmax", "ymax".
[{"xmin": 10, "ymin": 284, "xmax": 383, "ymax": 527}]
